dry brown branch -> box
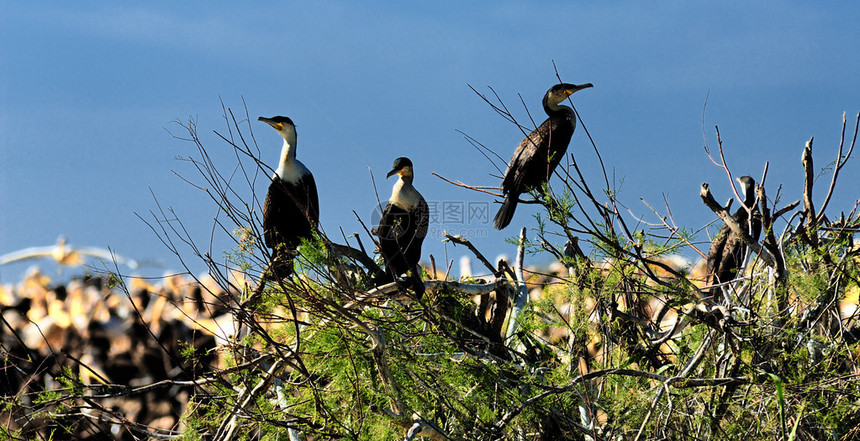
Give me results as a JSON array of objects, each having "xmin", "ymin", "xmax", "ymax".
[
  {"xmin": 454, "ymin": 128, "xmax": 508, "ymax": 175},
  {"xmin": 329, "ymin": 241, "xmax": 382, "ymax": 274},
  {"xmin": 755, "ymin": 183, "xmax": 791, "ymax": 322},
  {"xmin": 640, "ymin": 197, "xmax": 708, "ymax": 259},
  {"xmin": 704, "ymin": 125, "xmax": 744, "ymax": 206},
  {"xmin": 431, "ymin": 172, "xmax": 503, "ymax": 197},
  {"xmin": 443, "ymin": 232, "xmax": 513, "ymax": 279},
  {"xmin": 773, "ymin": 200, "xmax": 802, "ymax": 220},
  {"xmin": 817, "ymin": 112, "xmax": 859, "ymax": 224},
  {"xmin": 505, "ymin": 228, "xmax": 529, "ymax": 340}
]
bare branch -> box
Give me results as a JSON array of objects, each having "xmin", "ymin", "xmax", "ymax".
[
  {"xmin": 817, "ymin": 112, "xmax": 859, "ymax": 223},
  {"xmin": 505, "ymin": 228, "xmax": 529, "ymax": 341},
  {"xmin": 802, "ymin": 137, "xmax": 818, "ymax": 235},
  {"xmin": 431, "ymin": 172, "xmax": 503, "ymax": 197},
  {"xmin": 443, "ymin": 232, "xmax": 511, "ymax": 279}
]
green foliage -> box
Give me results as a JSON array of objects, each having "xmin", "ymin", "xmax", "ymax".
[
  {"xmin": 33, "ymin": 387, "xmax": 62, "ymax": 406},
  {"xmin": 226, "ymin": 226, "xmax": 257, "ymax": 271}
]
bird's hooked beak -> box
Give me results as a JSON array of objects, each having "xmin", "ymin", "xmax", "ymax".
[
  {"xmin": 386, "ymin": 167, "xmax": 402, "ymax": 179},
  {"xmin": 258, "ymin": 116, "xmax": 283, "ymax": 131},
  {"xmin": 387, "ymin": 165, "xmax": 415, "ymax": 179},
  {"xmin": 563, "ymin": 83, "xmax": 594, "ymax": 97}
]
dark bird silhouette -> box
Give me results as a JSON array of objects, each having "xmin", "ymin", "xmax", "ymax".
[
  {"xmin": 705, "ymin": 176, "xmax": 762, "ymax": 303},
  {"xmin": 375, "ymin": 157, "xmax": 428, "ymax": 293},
  {"xmin": 258, "ymin": 116, "xmax": 320, "ymax": 280},
  {"xmin": 494, "ymin": 82, "xmax": 593, "ymax": 229}
]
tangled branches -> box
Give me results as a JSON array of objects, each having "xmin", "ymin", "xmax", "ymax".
[{"xmin": 2, "ymin": 97, "xmax": 859, "ymax": 441}]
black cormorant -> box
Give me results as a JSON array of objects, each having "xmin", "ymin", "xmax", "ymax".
[
  {"xmin": 705, "ymin": 175, "xmax": 762, "ymax": 302},
  {"xmin": 258, "ymin": 116, "xmax": 320, "ymax": 279},
  {"xmin": 494, "ymin": 82, "xmax": 593, "ymax": 230},
  {"xmin": 375, "ymin": 157, "xmax": 428, "ymax": 292}
]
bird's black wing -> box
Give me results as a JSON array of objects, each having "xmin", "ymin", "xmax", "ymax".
[
  {"xmin": 375, "ymin": 203, "xmax": 398, "ymax": 245},
  {"xmin": 303, "ymin": 172, "xmax": 320, "ymax": 228},
  {"xmin": 403, "ymin": 197, "xmax": 429, "ymax": 266},
  {"xmin": 501, "ymin": 120, "xmax": 552, "ymax": 193},
  {"xmin": 263, "ymin": 175, "xmax": 318, "ymax": 252},
  {"xmin": 377, "ymin": 201, "xmax": 427, "ymax": 276},
  {"xmin": 377, "ymin": 203, "xmax": 406, "ymax": 274},
  {"xmin": 415, "ymin": 197, "xmax": 429, "ymax": 241},
  {"xmin": 262, "ymin": 179, "xmax": 283, "ymax": 250}
]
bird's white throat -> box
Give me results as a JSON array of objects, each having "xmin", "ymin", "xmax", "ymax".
[{"xmin": 390, "ymin": 178, "xmax": 422, "ymax": 210}]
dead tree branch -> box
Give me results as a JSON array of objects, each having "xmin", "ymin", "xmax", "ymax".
[{"xmin": 816, "ymin": 112, "xmax": 859, "ymax": 224}]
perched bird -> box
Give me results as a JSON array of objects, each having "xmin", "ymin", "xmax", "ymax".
[
  {"xmin": 375, "ymin": 157, "xmax": 429, "ymax": 292},
  {"xmin": 258, "ymin": 116, "xmax": 320, "ymax": 279},
  {"xmin": 0, "ymin": 236, "xmax": 139, "ymax": 269},
  {"xmin": 494, "ymin": 82, "xmax": 593, "ymax": 230},
  {"xmin": 705, "ymin": 176, "xmax": 762, "ymax": 302},
  {"xmin": 563, "ymin": 236, "xmax": 588, "ymax": 276}
]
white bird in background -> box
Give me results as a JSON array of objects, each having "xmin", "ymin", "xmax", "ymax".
[
  {"xmin": 459, "ymin": 255, "xmax": 473, "ymax": 279},
  {"xmin": 0, "ymin": 236, "xmax": 140, "ymax": 270}
]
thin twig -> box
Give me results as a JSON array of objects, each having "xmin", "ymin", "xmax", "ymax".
[{"xmin": 817, "ymin": 112, "xmax": 859, "ymax": 223}]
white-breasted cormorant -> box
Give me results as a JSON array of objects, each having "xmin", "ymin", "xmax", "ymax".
[
  {"xmin": 258, "ymin": 116, "xmax": 320, "ymax": 278},
  {"xmin": 705, "ymin": 175, "xmax": 762, "ymax": 302},
  {"xmin": 494, "ymin": 83, "xmax": 593, "ymax": 230},
  {"xmin": 375, "ymin": 157, "xmax": 428, "ymax": 292}
]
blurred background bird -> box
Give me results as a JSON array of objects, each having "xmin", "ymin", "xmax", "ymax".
[{"xmin": 0, "ymin": 236, "xmax": 142, "ymax": 273}]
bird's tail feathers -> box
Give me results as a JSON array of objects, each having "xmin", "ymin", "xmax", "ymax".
[
  {"xmin": 406, "ymin": 268, "xmax": 425, "ymax": 296},
  {"xmin": 370, "ymin": 268, "xmax": 394, "ymax": 287},
  {"xmin": 494, "ymin": 194, "xmax": 519, "ymax": 230}
]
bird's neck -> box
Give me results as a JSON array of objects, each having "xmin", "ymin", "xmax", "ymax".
[
  {"xmin": 743, "ymin": 191, "xmax": 756, "ymax": 209},
  {"xmin": 543, "ymin": 95, "xmax": 575, "ymax": 120},
  {"xmin": 544, "ymin": 101, "xmax": 574, "ymax": 117},
  {"xmin": 275, "ymin": 135, "xmax": 298, "ymax": 180},
  {"xmin": 739, "ymin": 181, "xmax": 756, "ymax": 209}
]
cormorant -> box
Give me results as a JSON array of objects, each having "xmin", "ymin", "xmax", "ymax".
[
  {"xmin": 705, "ymin": 176, "xmax": 762, "ymax": 302},
  {"xmin": 494, "ymin": 82, "xmax": 593, "ymax": 230},
  {"xmin": 258, "ymin": 116, "xmax": 320, "ymax": 279},
  {"xmin": 375, "ymin": 157, "xmax": 428, "ymax": 292}
]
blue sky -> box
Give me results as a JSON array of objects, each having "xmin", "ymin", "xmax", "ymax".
[{"xmin": 1, "ymin": 2, "xmax": 858, "ymax": 282}]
